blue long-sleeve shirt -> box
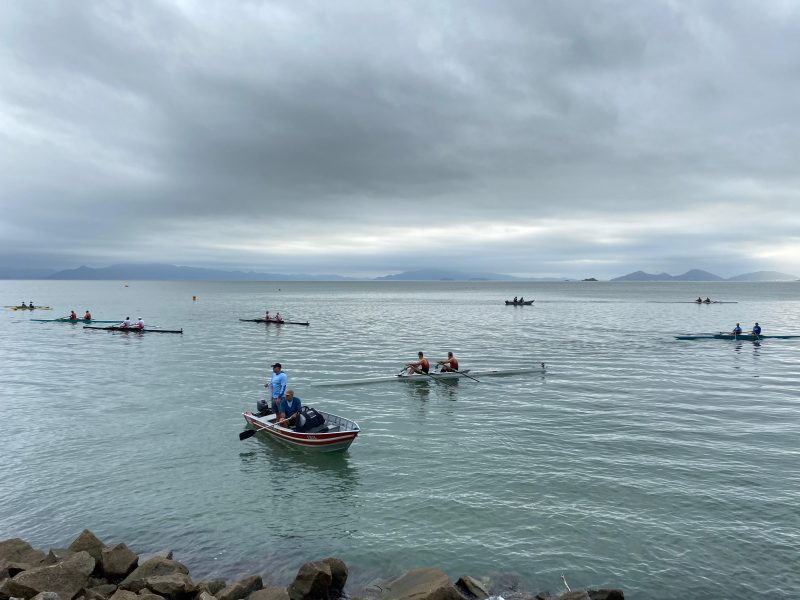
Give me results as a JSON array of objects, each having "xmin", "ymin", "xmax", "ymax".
[{"xmin": 270, "ymin": 371, "xmax": 287, "ymax": 399}]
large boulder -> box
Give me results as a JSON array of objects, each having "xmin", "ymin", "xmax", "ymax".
[
  {"xmin": 143, "ymin": 574, "xmax": 195, "ymax": 599},
  {"xmin": 101, "ymin": 545, "xmax": 138, "ymax": 582},
  {"xmin": 68, "ymin": 532, "xmax": 105, "ymax": 563},
  {"xmin": 84, "ymin": 585, "xmax": 118, "ymax": 600},
  {"xmin": 194, "ymin": 581, "xmax": 226, "ymax": 597},
  {"xmin": 119, "ymin": 558, "xmax": 189, "ymax": 593},
  {"xmin": 43, "ymin": 551, "xmax": 76, "ymax": 567},
  {"xmin": 454, "ymin": 576, "xmax": 488, "ymax": 600},
  {"xmin": 247, "ymin": 589, "xmax": 288, "ymax": 600},
  {"xmin": 588, "ymin": 591, "xmax": 623, "ymax": 600},
  {"xmin": 108, "ymin": 590, "xmax": 139, "ymax": 600},
  {"xmin": 287, "ymin": 562, "xmax": 331, "ymax": 600},
  {"xmin": 554, "ymin": 593, "xmax": 590, "ymax": 600},
  {"xmin": 320, "ymin": 559, "xmax": 347, "ymax": 597},
  {"xmin": 381, "ymin": 568, "xmax": 462, "ymax": 600},
  {"xmin": 215, "ymin": 576, "xmax": 262, "ymax": 600},
  {"xmin": 1, "ymin": 551, "xmax": 95, "ymax": 600},
  {"xmin": 195, "ymin": 592, "xmax": 217, "ymax": 600},
  {"xmin": 0, "ymin": 540, "xmax": 46, "ymax": 566},
  {"xmin": 30, "ymin": 593, "xmax": 61, "ymax": 600}
]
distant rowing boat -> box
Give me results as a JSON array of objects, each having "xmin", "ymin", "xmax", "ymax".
[
  {"xmin": 240, "ymin": 318, "xmax": 310, "ymax": 326},
  {"xmin": 505, "ymin": 300, "xmax": 534, "ymax": 305},
  {"xmin": 32, "ymin": 318, "xmax": 118, "ymax": 324},
  {"xmin": 83, "ymin": 326, "xmax": 183, "ymax": 334},
  {"xmin": 8, "ymin": 306, "xmax": 52, "ymax": 311},
  {"xmin": 651, "ymin": 301, "xmax": 738, "ymax": 304},
  {"xmin": 675, "ymin": 332, "xmax": 799, "ymax": 341},
  {"xmin": 312, "ymin": 364, "xmax": 547, "ymax": 386}
]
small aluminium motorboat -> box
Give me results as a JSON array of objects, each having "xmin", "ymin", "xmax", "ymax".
[{"xmin": 241, "ymin": 408, "xmax": 359, "ymax": 452}]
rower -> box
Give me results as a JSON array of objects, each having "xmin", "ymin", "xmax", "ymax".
[
  {"xmin": 752, "ymin": 322, "xmax": 762, "ymax": 336},
  {"xmin": 406, "ymin": 351, "xmax": 430, "ymax": 375},
  {"xmin": 519, "ymin": 296, "xmax": 524, "ymax": 303},
  {"xmin": 84, "ymin": 310, "xmax": 92, "ymax": 320},
  {"xmin": 265, "ymin": 310, "xmax": 271, "ymax": 322},
  {"xmin": 120, "ymin": 316, "xmax": 131, "ymax": 329},
  {"xmin": 135, "ymin": 317, "xmax": 145, "ymax": 330},
  {"xmin": 732, "ymin": 322, "xmax": 742, "ymax": 335},
  {"xmin": 696, "ymin": 297, "xmax": 702, "ymax": 303},
  {"xmin": 274, "ymin": 311, "xmax": 283, "ymax": 323},
  {"xmin": 704, "ymin": 297, "xmax": 711, "ymax": 303},
  {"xmin": 437, "ymin": 351, "xmax": 459, "ymax": 372},
  {"xmin": 69, "ymin": 310, "xmax": 78, "ymax": 320},
  {"xmin": 513, "ymin": 296, "xmax": 518, "ymax": 303}
]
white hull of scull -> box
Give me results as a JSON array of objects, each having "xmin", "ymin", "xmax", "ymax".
[{"xmin": 312, "ymin": 364, "xmax": 546, "ymax": 387}]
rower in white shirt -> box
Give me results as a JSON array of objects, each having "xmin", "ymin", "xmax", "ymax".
[
  {"xmin": 120, "ymin": 316, "xmax": 132, "ymax": 329},
  {"xmin": 135, "ymin": 317, "xmax": 145, "ymax": 330}
]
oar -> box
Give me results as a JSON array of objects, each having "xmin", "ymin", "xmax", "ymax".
[
  {"xmin": 450, "ymin": 368, "xmax": 480, "ymax": 383},
  {"xmin": 239, "ymin": 429, "xmax": 256, "ymax": 441}
]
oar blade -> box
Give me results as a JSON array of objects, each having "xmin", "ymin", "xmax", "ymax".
[{"xmin": 239, "ymin": 429, "xmax": 256, "ymax": 441}]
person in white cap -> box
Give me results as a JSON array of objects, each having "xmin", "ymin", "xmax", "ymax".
[{"xmin": 135, "ymin": 317, "xmax": 145, "ymax": 330}]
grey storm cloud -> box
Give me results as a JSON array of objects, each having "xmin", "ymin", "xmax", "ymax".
[{"xmin": 1, "ymin": 0, "xmax": 799, "ymax": 277}]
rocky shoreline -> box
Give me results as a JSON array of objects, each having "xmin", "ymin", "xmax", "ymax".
[{"xmin": 1, "ymin": 531, "xmax": 623, "ymax": 600}]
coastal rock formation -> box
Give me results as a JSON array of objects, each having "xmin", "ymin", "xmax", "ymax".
[
  {"xmin": 381, "ymin": 567, "xmax": 462, "ymax": 600},
  {"xmin": 0, "ymin": 534, "xmax": 623, "ymax": 600}
]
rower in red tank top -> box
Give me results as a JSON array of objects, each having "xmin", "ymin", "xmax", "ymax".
[
  {"xmin": 437, "ymin": 351, "xmax": 459, "ymax": 372},
  {"xmin": 405, "ymin": 351, "xmax": 430, "ymax": 374}
]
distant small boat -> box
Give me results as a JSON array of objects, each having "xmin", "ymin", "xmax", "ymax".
[
  {"xmin": 83, "ymin": 326, "xmax": 183, "ymax": 334},
  {"xmin": 32, "ymin": 318, "xmax": 118, "ymax": 324},
  {"xmin": 8, "ymin": 305, "xmax": 52, "ymax": 311},
  {"xmin": 313, "ymin": 364, "xmax": 547, "ymax": 387},
  {"xmin": 676, "ymin": 332, "xmax": 799, "ymax": 341},
  {"xmin": 505, "ymin": 300, "xmax": 534, "ymax": 305},
  {"xmin": 240, "ymin": 318, "xmax": 310, "ymax": 326}
]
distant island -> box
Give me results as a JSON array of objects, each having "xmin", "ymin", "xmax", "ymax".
[
  {"xmin": 0, "ymin": 263, "xmax": 797, "ymax": 282},
  {"xmin": 611, "ymin": 269, "xmax": 798, "ymax": 282}
]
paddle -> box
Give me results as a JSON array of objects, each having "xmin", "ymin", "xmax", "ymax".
[
  {"xmin": 239, "ymin": 429, "xmax": 256, "ymax": 441},
  {"xmin": 450, "ymin": 368, "xmax": 480, "ymax": 383}
]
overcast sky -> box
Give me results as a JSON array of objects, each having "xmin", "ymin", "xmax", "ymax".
[{"xmin": 1, "ymin": 1, "xmax": 798, "ymax": 278}]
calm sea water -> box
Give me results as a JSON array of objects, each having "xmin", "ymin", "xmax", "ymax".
[{"xmin": 1, "ymin": 281, "xmax": 798, "ymax": 599}]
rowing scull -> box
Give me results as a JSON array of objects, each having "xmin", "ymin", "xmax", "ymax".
[
  {"xmin": 312, "ymin": 364, "xmax": 546, "ymax": 386},
  {"xmin": 83, "ymin": 326, "xmax": 183, "ymax": 334}
]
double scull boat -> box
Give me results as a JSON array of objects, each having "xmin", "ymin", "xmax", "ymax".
[
  {"xmin": 240, "ymin": 318, "xmax": 310, "ymax": 326},
  {"xmin": 32, "ymin": 318, "xmax": 118, "ymax": 324},
  {"xmin": 675, "ymin": 332, "xmax": 799, "ymax": 341},
  {"xmin": 312, "ymin": 363, "xmax": 547, "ymax": 386},
  {"xmin": 83, "ymin": 326, "xmax": 183, "ymax": 334}
]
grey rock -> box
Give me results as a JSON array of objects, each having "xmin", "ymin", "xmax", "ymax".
[
  {"xmin": 247, "ymin": 589, "xmax": 288, "ymax": 600},
  {"xmin": 587, "ymin": 592, "xmax": 623, "ymax": 600},
  {"xmin": 109, "ymin": 591, "xmax": 140, "ymax": 600},
  {"xmin": 1, "ymin": 551, "xmax": 95, "ymax": 600},
  {"xmin": 0, "ymin": 541, "xmax": 46, "ymax": 567},
  {"xmin": 84, "ymin": 585, "xmax": 118, "ymax": 600},
  {"xmin": 101, "ymin": 546, "xmax": 138, "ymax": 583},
  {"xmin": 138, "ymin": 594, "xmax": 165, "ymax": 600},
  {"xmin": 43, "ymin": 552, "xmax": 76, "ymax": 567},
  {"xmin": 554, "ymin": 593, "xmax": 590, "ymax": 600},
  {"xmin": 1, "ymin": 560, "xmax": 33, "ymax": 579},
  {"xmin": 195, "ymin": 593, "xmax": 217, "ymax": 600},
  {"xmin": 134, "ymin": 555, "xmax": 171, "ymax": 565},
  {"xmin": 194, "ymin": 581, "xmax": 225, "ymax": 597},
  {"xmin": 455, "ymin": 576, "xmax": 489, "ymax": 600},
  {"xmin": 67, "ymin": 534, "xmax": 105, "ymax": 564},
  {"xmin": 320, "ymin": 559, "xmax": 347, "ymax": 596},
  {"xmin": 287, "ymin": 562, "xmax": 331, "ymax": 600},
  {"xmin": 31, "ymin": 593, "xmax": 60, "ymax": 600},
  {"xmin": 381, "ymin": 568, "xmax": 462, "ymax": 600},
  {"xmin": 215, "ymin": 576, "xmax": 262, "ymax": 600},
  {"xmin": 119, "ymin": 559, "xmax": 189, "ymax": 594},
  {"xmin": 143, "ymin": 574, "xmax": 195, "ymax": 599}
]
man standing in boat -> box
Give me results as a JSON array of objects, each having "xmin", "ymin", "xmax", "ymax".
[
  {"xmin": 437, "ymin": 351, "xmax": 459, "ymax": 372},
  {"xmin": 265, "ymin": 362, "xmax": 287, "ymax": 414},
  {"xmin": 406, "ymin": 352, "xmax": 430, "ymax": 375}
]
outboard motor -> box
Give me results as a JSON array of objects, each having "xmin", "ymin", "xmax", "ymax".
[{"xmin": 256, "ymin": 398, "xmax": 272, "ymax": 416}]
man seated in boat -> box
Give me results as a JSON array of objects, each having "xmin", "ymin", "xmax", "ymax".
[
  {"xmin": 274, "ymin": 311, "xmax": 283, "ymax": 323},
  {"xmin": 437, "ymin": 351, "xmax": 459, "ymax": 372},
  {"xmin": 265, "ymin": 310, "xmax": 271, "ymax": 321},
  {"xmin": 513, "ymin": 296, "xmax": 518, "ymax": 303},
  {"xmin": 84, "ymin": 310, "xmax": 92, "ymax": 320},
  {"xmin": 277, "ymin": 390, "xmax": 302, "ymax": 428},
  {"xmin": 695, "ymin": 297, "xmax": 702, "ymax": 303},
  {"xmin": 69, "ymin": 310, "xmax": 78, "ymax": 320},
  {"xmin": 752, "ymin": 322, "xmax": 761, "ymax": 336},
  {"xmin": 405, "ymin": 351, "xmax": 430, "ymax": 375},
  {"xmin": 518, "ymin": 296, "xmax": 524, "ymax": 303},
  {"xmin": 120, "ymin": 316, "xmax": 132, "ymax": 329},
  {"xmin": 134, "ymin": 317, "xmax": 145, "ymax": 330},
  {"xmin": 704, "ymin": 297, "xmax": 711, "ymax": 303},
  {"xmin": 732, "ymin": 322, "xmax": 742, "ymax": 335}
]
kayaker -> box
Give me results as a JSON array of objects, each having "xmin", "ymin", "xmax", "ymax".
[
  {"xmin": 265, "ymin": 362, "xmax": 287, "ymax": 414},
  {"xmin": 69, "ymin": 310, "xmax": 78, "ymax": 320},
  {"xmin": 732, "ymin": 322, "xmax": 742, "ymax": 335},
  {"xmin": 135, "ymin": 317, "xmax": 145, "ymax": 330},
  {"xmin": 752, "ymin": 322, "xmax": 762, "ymax": 336},
  {"xmin": 406, "ymin": 351, "xmax": 430, "ymax": 375},
  {"xmin": 120, "ymin": 317, "xmax": 131, "ymax": 329},
  {"xmin": 274, "ymin": 311, "xmax": 283, "ymax": 323},
  {"xmin": 277, "ymin": 390, "xmax": 302, "ymax": 428},
  {"xmin": 437, "ymin": 351, "xmax": 459, "ymax": 372},
  {"xmin": 84, "ymin": 310, "xmax": 92, "ymax": 320}
]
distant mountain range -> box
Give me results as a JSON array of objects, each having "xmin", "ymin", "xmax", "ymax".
[
  {"xmin": 0, "ymin": 263, "xmax": 796, "ymax": 282},
  {"xmin": 612, "ymin": 269, "xmax": 798, "ymax": 282}
]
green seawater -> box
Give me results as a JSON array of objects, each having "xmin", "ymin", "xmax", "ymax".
[{"xmin": 1, "ymin": 280, "xmax": 798, "ymax": 599}]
